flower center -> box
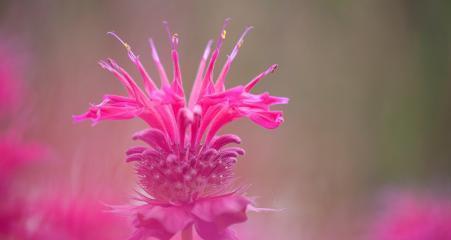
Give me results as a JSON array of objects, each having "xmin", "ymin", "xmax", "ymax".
[{"xmin": 127, "ymin": 130, "xmax": 244, "ymax": 204}]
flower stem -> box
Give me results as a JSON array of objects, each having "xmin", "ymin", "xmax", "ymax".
[{"xmin": 181, "ymin": 225, "xmax": 193, "ymax": 240}]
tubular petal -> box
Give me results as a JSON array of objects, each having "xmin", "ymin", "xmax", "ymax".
[
  {"xmin": 244, "ymin": 64, "xmax": 279, "ymax": 92},
  {"xmin": 210, "ymin": 134, "xmax": 241, "ymax": 150},
  {"xmin": 149, "ymin": 38, "xmax": 170, "ymax": 86},
  {"xmin": 130, "ymin": 205, "xmax": 193, "ymax": 240},
  {"xmin": 189, "ymin": 40, "xmax": 213, "ymax": 108}
]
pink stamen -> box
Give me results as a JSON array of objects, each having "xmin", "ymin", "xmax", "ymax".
[
  {"xmin": 162, "ymin": 21, "xmax": 184, "ymax": 98},
  {"xmin": 215, "ymin": 26, "xmax": 253, "ymax": 92},
  {"xmin": 197, "ymin": 18, "xmax": 231, "ymax": 100},
  {"xmin": 108, "ymin": 32, "xmax": 159, "ymax": 94}
]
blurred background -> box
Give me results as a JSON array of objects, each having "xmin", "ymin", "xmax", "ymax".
[{"xmin": 0, "ymin": 0, "xmax": 450, "ymax": 239}]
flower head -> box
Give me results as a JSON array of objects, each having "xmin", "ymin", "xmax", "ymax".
[{"xmin": 75, "ymin": 19, "xmax": 288, "ymax": 240}]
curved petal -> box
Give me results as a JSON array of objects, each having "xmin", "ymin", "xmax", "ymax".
[
  {"xmin": 130, "ymin": 204, "xmax": 194, "ymax": 240},
  {"xmin": 247, "ymin": 110, "xmax": 284, "ymax": 129},
  {"xmin": 73, "ymin": 95, "xmax": 142, "ymax": 125},
  {"xmin": 191, "ymin": 194, "xmax": 252, "ymax": 239}
]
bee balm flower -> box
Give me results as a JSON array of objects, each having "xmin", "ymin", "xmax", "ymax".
[{"xmin": 75, "ymin": 19, "xmax": 288, "ymax": 240}]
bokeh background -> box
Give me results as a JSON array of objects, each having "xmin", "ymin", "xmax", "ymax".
[{"xmin": 1, "ymin": 0, "xmax": 450, "ymax": 239}]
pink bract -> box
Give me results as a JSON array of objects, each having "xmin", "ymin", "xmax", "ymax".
[{"xmin": 75, "ymin": 19, "xmax": 288, "ymax": 240}]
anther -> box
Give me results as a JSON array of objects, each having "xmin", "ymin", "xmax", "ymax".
[
  {"xmin": 172, "ymin": 33, "xmax": 179, "ymax": 45},
  {"xmin": 270, "ymin": 64, "xmax": 279, "ymax": 73},
  {"xmin": 221, "ymin": 30, "xmax": 227, "ymax": 39}
]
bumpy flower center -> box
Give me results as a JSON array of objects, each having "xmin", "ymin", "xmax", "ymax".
[{"xmin": 126, "ymin": 120, "xmax": 244, "ymax": 204}]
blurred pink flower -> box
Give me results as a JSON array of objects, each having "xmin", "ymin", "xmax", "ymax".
[
  {"xmin": 369, "ymin": 191, "xmax": 451, "ymax": 240},
  {"xmin": 0, "ymin": 40, "xmax": 45, "ymax": 192},
  {"xmin": 0, "ymin": 40, "xmax": 44, "ymax": 240},
  {"xmin": 0, "ymin": 40, "xmax": 41, "ymax": 195},
  {"xmin": 0, "ymin": 37, "xmax": 125, "ymax": 240},
  {"xmin": 1, "ymin": 195, "xmax": 130, "ymax": 240},
  {"xmin": 0, "ymin": 134, "xmax": 46, "ymax": 181},
  {"xmin": 0, "ymin": 198, "xmax": 26, "ymax": 239},
  {"xmin": 25, "ymin": 196, "xmax": 129, "ymax": 240},
  {"xmin": 75, "ymin": 19, "xmax": 287, "ymax": 240}
]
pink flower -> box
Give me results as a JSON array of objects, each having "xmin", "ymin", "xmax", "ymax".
[
  {"xmin": 369, "ymin": 191, "xmax": 451, "ymax": 240},
  {"xmin": 75, "ymin": 19, "xmax": 288, "ymax": 240},
  {"xmin": 1, "ymin": 195, "xmax": 130, "ymax": 240},
  {"xmin": 25, "ymin": 196, "xmax": 129, "ymax": 240},
  {"xmin": 0, "ymin": 40, "xmax": 45, "ymax": 192},
  {"xmin": 0, "ymin": 133, "xmax": 46, "ymax": 181},
  {"xmin": 0, "ymin": 198, "xmax": 26, "ymax": 239},
  {"xmin": 0, "ymin": 41, "xmax": 51, "ymax": 239}
]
